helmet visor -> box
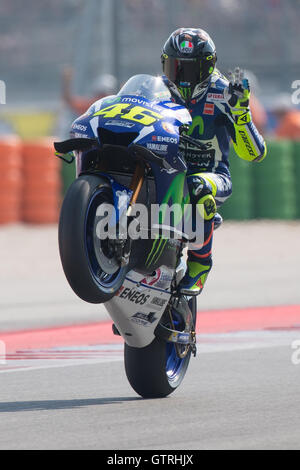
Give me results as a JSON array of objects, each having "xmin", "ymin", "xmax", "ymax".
[{"xmin": 163, "ymin": 56, "xmax": 214, "ymax": 91}]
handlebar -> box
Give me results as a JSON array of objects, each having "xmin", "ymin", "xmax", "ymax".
[{"xmin": 179, "ymin": 133, "xmax": 209, "ymax": 151}]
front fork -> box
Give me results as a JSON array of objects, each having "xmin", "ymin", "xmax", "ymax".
[{"xmin": 93, "ymin": 162, "xmax": 146, "ymax": 266}]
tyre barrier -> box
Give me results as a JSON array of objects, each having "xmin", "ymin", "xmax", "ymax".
[
  {"xmin": 0, "ymin": 137, "xmax": 300, "ymax": 224},
  {"xmin": 220, "ymin": 140, "xmax": 298, "ymax": 220},
  {"xmin": 293, "ymin": 141, "xmax": 300, "ymax": 219},
  {"xmin": 21, "ymin": 138, "xmax": 61, "ymax": 224},
  {"xmin": 0, "ymin": 136, "xmax": 22, "ymax": 224},
  {"xmin": 253, "ymin": 140, "xmax": 296, "ymax": 219}
]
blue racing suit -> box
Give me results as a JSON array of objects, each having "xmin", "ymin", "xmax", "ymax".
[{"xmin": 163, "ymin": 69, "xmax": 267, "ymax": 293}]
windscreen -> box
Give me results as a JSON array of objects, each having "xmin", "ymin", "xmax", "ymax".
[{"xmin": 117, "ymin": 74, "xmax": 171, "ymax": 102}]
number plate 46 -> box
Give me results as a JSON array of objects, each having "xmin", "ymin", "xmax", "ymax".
[{"xmin": 93, "ymin": 103, "xmax": 162, "ymax": 126}]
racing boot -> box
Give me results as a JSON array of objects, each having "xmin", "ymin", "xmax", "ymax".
[
  {"xmin": 178, "ymin": 176, "xmax": 216, "ymax": 295},
  {"xmin": 178, "ymin": 216, "xmax": 214, "ymax": 296},
  {"xmin": 178, "ymin": 254, "xmax": 212, "ymax": 296}
]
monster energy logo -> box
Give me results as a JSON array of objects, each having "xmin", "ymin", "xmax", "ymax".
[
  {"xmin": 145, "ymin": 236, "xmax": 168, "ymax": 267},
  {"xmin": 179, "ymin": 86, "xmax": 191, "ymax": 101},
  {"xmin": 94, "ymin": 173, "xmax": 204, "ymax": 268}
]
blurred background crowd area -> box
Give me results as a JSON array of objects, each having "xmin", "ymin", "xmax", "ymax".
[
  {"xmin": 0, "ymin": 0, "xmax": 300, "ymax": 224},
  {"xmin": 1, "ymin": 0, "xmax": 300, "ymax": 136}
]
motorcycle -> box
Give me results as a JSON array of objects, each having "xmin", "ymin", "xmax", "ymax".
[{"xmin": 54, "ymin": 74, "xmax": 216, "ymax": 398}]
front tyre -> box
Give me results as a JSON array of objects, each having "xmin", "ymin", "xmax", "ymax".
[
  {"xmin": 124, "ymin": 297, "xmax": 197, "ymax": 398},
  {"xmin": 58, "ymin": 174, "xmax": 127, "ymax": 303}
]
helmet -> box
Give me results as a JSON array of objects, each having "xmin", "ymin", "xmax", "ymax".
[{"xmin": 161, "ymin": 28, "xmax": 217, "ymax": 102}]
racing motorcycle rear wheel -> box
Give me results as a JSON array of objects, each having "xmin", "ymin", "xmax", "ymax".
[{"xmin": 124, "ymin": 297, "xmax": 197, "ymax": 398}]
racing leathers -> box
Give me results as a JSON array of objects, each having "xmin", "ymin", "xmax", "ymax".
[{"xmin": 163, "ymin": 69, "xmax": 267, "ymax": 295}]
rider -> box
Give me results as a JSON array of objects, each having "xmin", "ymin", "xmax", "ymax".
[{"xmin": 161, "ymin": 28, "xmax": 267, "ymax": 295}]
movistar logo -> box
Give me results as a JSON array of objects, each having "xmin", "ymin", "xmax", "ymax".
[{"xmin": 187, "ymin": 116, "xmax": 204, "ymax": 136}]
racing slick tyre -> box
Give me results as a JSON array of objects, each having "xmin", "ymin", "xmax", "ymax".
[
  {"xmin": 124, "ymin": 296, "xmax": 197, "ymax": 398},
  {"xmin": 59, "ymin": 174, "xmax": 127, "ymax": 303}
]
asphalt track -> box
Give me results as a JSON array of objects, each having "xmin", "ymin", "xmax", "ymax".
[
  {"xmin": 0, "ymin": 222, "xmax": 299, "ymax": 450},
  {"xmin": 0, "ymin": 328, "xmax": 299, "ymax": 450}
]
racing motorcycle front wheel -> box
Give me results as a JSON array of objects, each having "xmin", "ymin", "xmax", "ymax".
[
  {"xmin": 58, "ymin": 174, "xmax": 128, "ymax": 304},
  {"xmin": 124, "ymin": 297, "xmax": 197, "ymax": 398}
]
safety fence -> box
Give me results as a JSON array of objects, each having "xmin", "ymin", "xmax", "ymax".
[
  {"xmin": 0, "ymin": 138, "xmax": 299, "ymax": 224},
  {"xmin": 220, "ymin": 140, "xmax": 299, "ymax": 220}
]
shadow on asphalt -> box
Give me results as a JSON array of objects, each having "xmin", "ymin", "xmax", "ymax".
[{"xmin": 0, "ymin": 397, "xmax": 143, "ymax": 412}]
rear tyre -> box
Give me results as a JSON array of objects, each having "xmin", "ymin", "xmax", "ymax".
[{"xmin": 124, "ymin": 296, "xmax": 197, "ymax": 398}]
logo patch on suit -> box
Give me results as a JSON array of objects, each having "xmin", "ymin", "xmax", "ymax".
[
  {"xmin": 207, "ymin": 93, "xmax": 224, "ymax": 101},
  {"xmin": 203, "ymin": 103, "xmax": 215, "ymax": 115}
]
